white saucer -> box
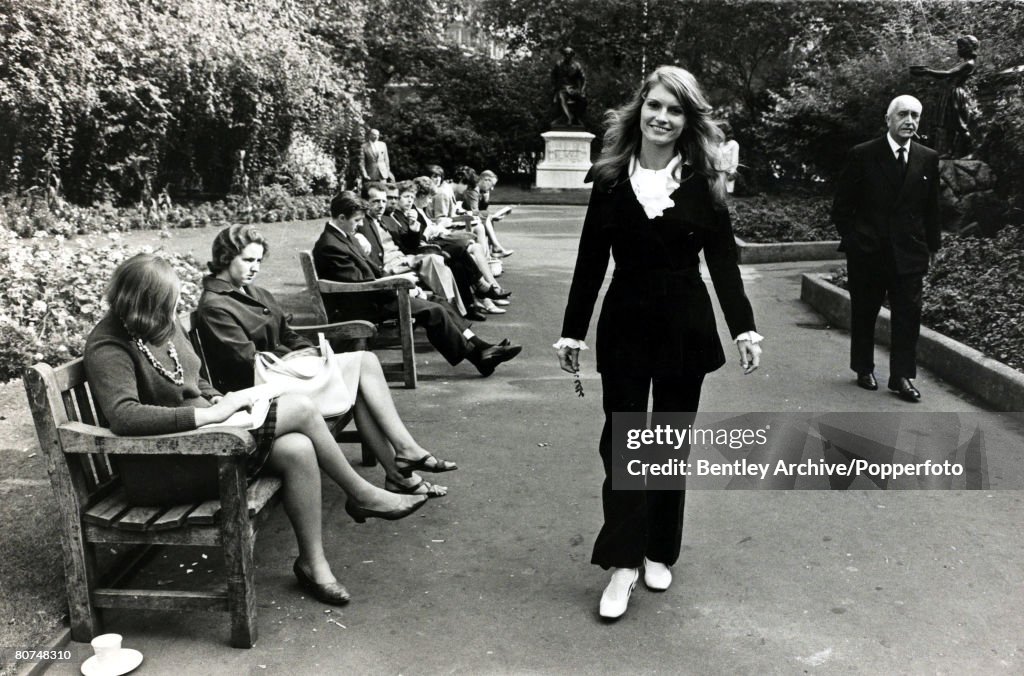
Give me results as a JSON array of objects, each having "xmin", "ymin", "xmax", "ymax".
[{"xmin": 81, "ymin": 648, "xmax": 144, "ymax": 676}]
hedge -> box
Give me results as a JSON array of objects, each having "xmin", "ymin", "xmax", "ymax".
[{"xmin": 829, "ymin": 227, "xmax": 1024, "ymax": 372}]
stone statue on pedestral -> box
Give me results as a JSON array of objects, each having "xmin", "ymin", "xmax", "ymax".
[{"xmin": 551, "ymin": 47, "xmax": 587, "ymax": 128}]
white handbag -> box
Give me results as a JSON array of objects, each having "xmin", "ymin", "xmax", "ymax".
[{"xmin": 253, "ymin": 333, "xmax": 353, "ymax": 417}]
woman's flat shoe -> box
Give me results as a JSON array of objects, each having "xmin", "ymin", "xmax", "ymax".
[
  {"xmin": 345, "ymin": 495, "xmax": 427, "ymax": 523},
  {"xmin": 599, "ymin": 568, "xmax": 639, "ymax": 620},
  {"xmin": 494, "ymin": 249, "xmax": 514, "ymax": 258},
  {"xmin": 293, "ymin": 559, "xmax": 350, "ymax": 606},
  {"xmin": 394, "ymin": 453, "xmax": 458, "ymax": 476},
  {"xmin": 643, "ymin": 557, "xmax": 672, "ymax": 591},
  {"xmin": 385, "ymin": 476, "xmax": 447, "ymax": 498}
]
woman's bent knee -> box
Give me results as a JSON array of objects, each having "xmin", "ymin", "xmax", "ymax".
[
  {"xmin": 269, "ymin": 433, "xmax": 317, "ymax": 473},
  {"xmin": 278, "ymin": 393, "xmax": 319, "ymax": 424},
  {"xmin": 360, "ymin": 350, "xmax": 382, "ymax": 372}
]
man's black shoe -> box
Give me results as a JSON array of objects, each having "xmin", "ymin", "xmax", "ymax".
[
  {"xmin": 888, "ymin": 377, "xmax": 921, "ymax": 402},
  {"xmin": 484, "ymin": 286, "xmax": 512, "ymax": 300},
  {"xmin": 856, "ymin": 372, "xmax": 878, "ymax": 391},
  {"xmin": 465, "ymin": 308, "xmax": 488, "ymax": 322},
  {"xmin": 469, "ymin": 344, "xmax": 522, "ymax": 377}
]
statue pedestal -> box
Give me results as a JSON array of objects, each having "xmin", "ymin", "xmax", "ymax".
[{"xmin": 535, "ymin": 130, "xmax": 595, "ymax": 189}]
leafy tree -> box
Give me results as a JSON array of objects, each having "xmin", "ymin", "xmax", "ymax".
[{"xmin": 0, "ymin": 0, "xmax": 365, "ymax": 203}]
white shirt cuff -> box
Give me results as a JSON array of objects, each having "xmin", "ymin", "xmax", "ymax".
[
  {"xmin": 553, "ymin": 337, "xmax": 589, "ymax": 351},
  {"xmin": 735, "ymin": 331, "xmax": 764, "ymax": 344}
]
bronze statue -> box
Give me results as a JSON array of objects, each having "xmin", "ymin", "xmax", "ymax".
[
  {"xmin": 551, "ymin": 47, "xmax": 587, "ymax": 128},
  {"xmin": 910, "ymin": 35, "xmax": 979, "ymax": 158}
]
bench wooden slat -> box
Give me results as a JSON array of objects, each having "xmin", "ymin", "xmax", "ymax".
[
  {"xmin": 186, "ymin": 476, "xmax": 283, "ymax": 526},
  {"xmin": 115, "ymin": 506, "xmax": 164, "ymax": 531},
  {"xmin": 94, "ymin": 588, "xmax": 228, "ymax": 612},
  {"xmin": 58, "ymin": 422, "xmax": 255, "ymax": 456},
  {"xmin": 150, "ymin": 504, "xmax": 196, "ymax": 531},
  {"xmin": 53, "ymin": 360, "xmax": 87, "ymax": 393},
  {"xmin": 72, "ymin": 383, "xmax": 97, "ymax": 425},
  {"xmin": 83, "ymin": 491, "xmax": 132, "ymax": 527},
  {"xmin": 185, "ymin": 500, "xmax": 218, "ymax": 526}
]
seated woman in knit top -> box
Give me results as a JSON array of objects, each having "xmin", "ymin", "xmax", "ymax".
[
  {"xmin": 84, "ymin": 253, "xmax": 427, "ymax": 606},
  {"xmin": 195, "ymin": 224, "xmax": 457, "ymax": 494}
]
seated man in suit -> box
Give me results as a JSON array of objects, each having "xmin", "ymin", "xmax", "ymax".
[
  {"xmin": 314, "ymin": 191, "xmax": 521, "ymax": 376},
  {"xmin": 387, "ymin": 178, "xmax": 511, "ymax": 315},
  {"xmin": 357, "ymin": 182, "xmax": 480, "ymax": 320}
]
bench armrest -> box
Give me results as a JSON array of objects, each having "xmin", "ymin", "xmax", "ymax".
[
  {"xmin": 57, "ymin": 422, "xmax": 255, "ymax": 456},
  {"xmin": 292, "ymin": 320, "xmax": 377, "ymax": 343},
  {"xmin": 317, "ymin": 276, "xmax": 414, "ymax": 294}
]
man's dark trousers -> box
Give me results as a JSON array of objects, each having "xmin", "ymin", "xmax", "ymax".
[{"xmin": 846, "ymin": 246, "xmax": 923, "ymax": 380}]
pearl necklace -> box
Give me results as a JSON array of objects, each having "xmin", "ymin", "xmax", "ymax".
[{"xmin": 134, "ymin": 338, "xmax": 185, "ymax": 386}]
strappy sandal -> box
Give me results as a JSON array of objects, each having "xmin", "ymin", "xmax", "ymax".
[
  {"xmin": 385, "ymin": 476, "xmax": 447, "ymax": 498},
  {"xmin": 394, "ymin": 453, "xmax": 458, "ymax": 476}
]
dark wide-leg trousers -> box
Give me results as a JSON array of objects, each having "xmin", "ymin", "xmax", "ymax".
[
  {"xmin": 592, "ymin": 369, "xmax": 705, "ymax": 570},
  {"xmin": 846, "ymin": 249, "xmax": 923, "ymax": 381}
]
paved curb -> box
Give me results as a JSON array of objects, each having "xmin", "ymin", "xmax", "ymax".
[
  {"xmin": 800, "ymin": 273, "xmax": 1024, "ymax": 412},
  {"xmin": 735, "ymin": 236, "xmax": 843, "ymax": 264},
  {"xmin": 13, "ymin": 628, "xmax": 71, "ymax": 676}
]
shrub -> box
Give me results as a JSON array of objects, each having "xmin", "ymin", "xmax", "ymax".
[
  {"xmin": 828, "ymin": 227, "xmax": 1024, "ymax": 372},
  {"xmin": 730, "ymin": 195, "xmax": 835, "ymax": 243},
  {"xmin": 1, "ymin": 191, "xmax": 328, "ymax": 239},
  {"xmin": 274, "ymin": 133, "xmax": 339, "ymax": 195},
  {"xmin": 0, "ymin": 0, "xmax": 363, "ymax": 204},
  {"xmin": 0, "ymin": 231, "xmax": 205, "ymax": 381}
]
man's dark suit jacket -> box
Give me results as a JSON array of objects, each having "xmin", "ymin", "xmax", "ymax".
[
  {"xmin": 356, "ymin": 216, "xmax": 388, "ymax": 269},
  {"xmin": 831, "ymin": 136, "xmax": 941, "ymax": 275},
  {"xmin": 312, "ymin": 223, "xmax": 392, "ymax": 322},
  {"xmin": 561, "ymin": 165, "xmax": 755, "ymax": 376}
]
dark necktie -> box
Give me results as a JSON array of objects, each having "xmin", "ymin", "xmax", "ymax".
[{"xmin": 897, "ymin": 147, "xmax": 907, "ymax": 176}]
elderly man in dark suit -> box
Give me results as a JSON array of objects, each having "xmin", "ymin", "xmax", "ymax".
[
  {"xmin": 313, "ymin": 192, "xmax": 520, "ymax": 377},
  {"xmin": 832, "ymin": 94, "xmax": 941, "ymax": 402}
]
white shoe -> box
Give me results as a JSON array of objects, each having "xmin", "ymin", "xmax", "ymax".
[
  {"xmin": 643, "ymin": 557, "xmax": 672, "ymax": 591},
  {"xmin": 599, "ymin": 567, "xmax": 639, "ymax": 619},
  {"xmin": 480, "ymin": 298, "xmax": 506, "ymax": 314}
]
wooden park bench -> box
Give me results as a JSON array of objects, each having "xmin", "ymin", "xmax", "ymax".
[
  {"xmin": 299, "ymin": 250, "xmax": 417, "ymax": 389},
  {"xmin": 23, "ymin": 315, "xmax": 376, "ymax": 648}
]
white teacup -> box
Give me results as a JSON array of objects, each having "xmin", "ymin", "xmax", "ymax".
[{"xmin": 90, "ymin": 633, "xmax": 122, "ymax": 666}]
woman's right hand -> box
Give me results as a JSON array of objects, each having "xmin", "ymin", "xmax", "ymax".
[
  {"xmin": 557, "ymin": 346, "xmax": 581, "ymax": 374},
  {"xmin": 195, "ymin": 391, "xmax": 254, "ymax": 426}
]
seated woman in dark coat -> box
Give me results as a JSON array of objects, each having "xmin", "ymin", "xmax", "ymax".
[
  {"xmin": 84, "ymin": 253, "xmax": 428, "ymax": 606},
  {"xmin": 196, "ymin": 224, "xmax": 458, "ymax": 491}
]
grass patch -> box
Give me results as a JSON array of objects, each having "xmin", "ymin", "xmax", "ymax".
[{"xmin": 0, "ymin": 381, "xmax": 66, "ymax": 676}]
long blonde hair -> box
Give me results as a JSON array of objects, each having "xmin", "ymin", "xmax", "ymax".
[{"xmin": 590, "ymin": 65, "xmax": 727, "ymax": 206}]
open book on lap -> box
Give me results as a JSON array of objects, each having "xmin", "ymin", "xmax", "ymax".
[
  {"xmin": 491, "ymin": 205, "xmax": 513, "ymax": 220},
  {"xmin": 200, "ymin": 382, "xmax": 286, "ymax": 430}
]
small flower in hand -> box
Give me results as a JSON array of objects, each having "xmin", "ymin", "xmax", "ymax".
[{"xmin": 572, "ymin": 369, "xmax": 585, "ymax": 397}]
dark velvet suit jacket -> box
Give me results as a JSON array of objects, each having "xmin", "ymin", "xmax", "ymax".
[
  {"xmin": 831, "ymin": 136, "xmax": 941, "ymax": 275},
  {"xmin": 561, "ymin": 166, "xmax": 756, "ymax": 376}
]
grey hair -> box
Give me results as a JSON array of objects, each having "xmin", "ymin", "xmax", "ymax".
[{"xmin": 886, "ymin": 95, "xmax": 922, "ymax": 117}]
